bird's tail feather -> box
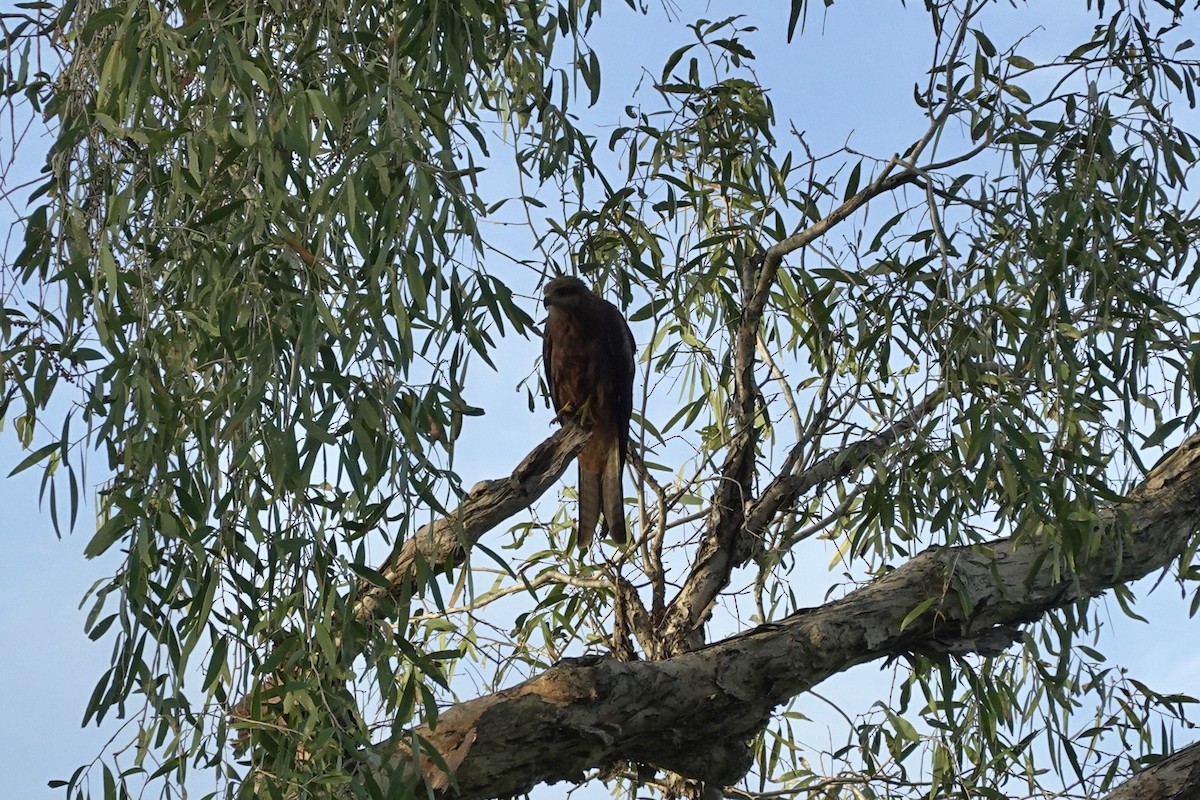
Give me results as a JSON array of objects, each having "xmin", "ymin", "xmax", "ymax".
[
  {"xmin": 577, "ymin": 463, "xmax": 602, "ymax": 550},
  {"xmin": 600, "ymin": 446, "xmax": 627, "ymax": 545}
]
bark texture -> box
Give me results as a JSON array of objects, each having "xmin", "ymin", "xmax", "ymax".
[
  {"xmin": 350, "ymin": 433, "xmax": 1200, "ymax": 800},
  {"xmin": 351, "ymin": 423, "xmax": 590, "ymax": 623},
  {"xmin": 1103, "ymin": 740, "xmax": 1200, "ymax": 800}
]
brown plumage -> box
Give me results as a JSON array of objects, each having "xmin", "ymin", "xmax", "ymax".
[{"xmin": 542, "ymin": 275, "xmax": 636, "ymax": 549}]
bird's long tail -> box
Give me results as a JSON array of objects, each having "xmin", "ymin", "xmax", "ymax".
[
  {"xmin": 599, "ymin": 445, "xmax": 627, "ymax": 544},
  {"xmin": 576, "ymin": 462, "xmax": 602, "ymax": 550}
]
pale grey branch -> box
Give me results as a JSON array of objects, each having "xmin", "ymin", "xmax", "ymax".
[{"xmin": 348, "ymin": 433, "xmax": 1200, "ymax": 800}]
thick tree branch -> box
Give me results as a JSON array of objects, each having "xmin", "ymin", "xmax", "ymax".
[
  {"xmin": 351, "ymin": 432, "xmax": 1200, "ymax": 800},
  {"xmin": 1103, "ymin": 740, "xmax": 1200, "ymax": 800},
  {"xmin": 352, "ymin": 423, "xmax": 591, "ymax": 624}
]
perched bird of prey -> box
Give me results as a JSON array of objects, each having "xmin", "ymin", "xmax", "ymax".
[{"xmin": 542, "ymin": 275, "xmax": 636, "ymax": 549}]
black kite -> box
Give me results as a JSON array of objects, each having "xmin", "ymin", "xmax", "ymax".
[{"xmin": 542, "ymin": 276, "xmax": 636, "ymax": 549}]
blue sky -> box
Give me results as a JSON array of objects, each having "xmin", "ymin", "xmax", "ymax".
[{"xmin": 2, "ymin": 1, "xmax": 1199, "ymax": 796}]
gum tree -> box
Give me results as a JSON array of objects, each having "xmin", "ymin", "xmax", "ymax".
[{"xmin": 3, "ymin": 1, "xmax": 1200, "ymax": 798}]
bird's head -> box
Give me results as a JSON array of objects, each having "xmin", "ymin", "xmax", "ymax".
[{"xmin": 543, "ymin": 275, "xmax": 588, "ymax": 311}]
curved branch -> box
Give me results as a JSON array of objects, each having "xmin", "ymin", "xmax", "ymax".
[
  {"xmin": 744, "ymin": 384, "xmax": 946, "ymax": 543},
  {"xmin": 1103, "ymin": 740, "xmax": 1200, "ymax": 800},
  {"xmin": 350, "ymin": 432, "xmax": 1200, "ymax": 800},
  {"xmin": 764, "ymin": 168, "xmax": 919, "ymax": 267},
  {"xmin": 352, "ymin": 423, "xmax": 591, "ymax": 624},
  {"xmin": 655, "ymin": 167, "xmax": 927, "ymax": 657}
]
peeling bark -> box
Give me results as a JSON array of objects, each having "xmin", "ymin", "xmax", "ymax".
[{"xmin": 347, "ymin": 433, "xmax": 1200, "ymax": 800}]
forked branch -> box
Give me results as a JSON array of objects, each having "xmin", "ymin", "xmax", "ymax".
[
  {"xmin": 654, "ymin": 165, "xmax": 928, "ymax": 657},
  {"xmin": 348, "ymin": 432, "xmax": 1200, "ymax": 800}
]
